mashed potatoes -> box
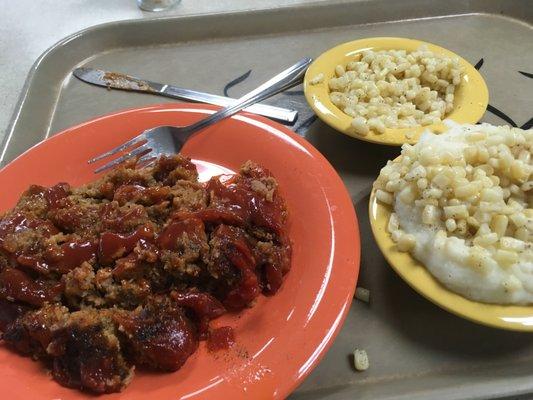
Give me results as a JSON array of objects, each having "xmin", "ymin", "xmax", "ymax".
[{"xmin": 373, "ymin": 122, "xmax": 533, "ymax": 304}]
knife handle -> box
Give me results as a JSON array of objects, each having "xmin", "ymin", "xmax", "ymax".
[{"xmin": 161, "ymin": 85, "xmax": 298, "ymax": 124}]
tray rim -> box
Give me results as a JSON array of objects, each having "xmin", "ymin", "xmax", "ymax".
[{"xmin": 1, "ymin": 1, "xmax": 532, "ymax": 399}]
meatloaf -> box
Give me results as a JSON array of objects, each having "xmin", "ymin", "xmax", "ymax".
[{"xmin": 0, "ymin": 155, "xmax": 291, "ymax": 393}]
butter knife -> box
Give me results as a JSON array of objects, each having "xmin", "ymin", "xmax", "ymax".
[{"xmin": 72, "ymin": 67, "xmax": 298, "ymax": 123}]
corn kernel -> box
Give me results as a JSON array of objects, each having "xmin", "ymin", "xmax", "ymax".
[
  {"xmin": 376, "ymin": 189, "xmax": 393, "ymax": 205},
  {"xmin": 397, "ymin": 234, "xmax": 416, "ymax": 251},
  {"xmin": 445, "ymin": 218, "xmax": 457, "ymax": 232},
  {"xmin": 444, "ymin": 205, "xmax": 469, "ymax": 219},
  {"xmin": 491, "ymin": 215, "xmax": 508, "ymax": 237},
  {"xmin": 494, "ymin": 249, "xmax": 519, "ymax": 267}
]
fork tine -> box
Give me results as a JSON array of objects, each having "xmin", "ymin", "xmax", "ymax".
[
  {"xmin": 88, "ymin": 135, "xmax": 147, "ymax": 164},
  {"xmin": 135, "ymin": 155, "xmax": 158, "ymax": 169},
  {"xmin": 94, "ymin": 145, "xmax": 152, "ymax": 174}
]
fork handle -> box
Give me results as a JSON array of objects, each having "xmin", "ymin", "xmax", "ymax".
[{"xmin": 182, "ymin": 57, "xmax": 312, "ymax": 136}]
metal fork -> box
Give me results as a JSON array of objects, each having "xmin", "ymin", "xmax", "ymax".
[{"xmin": 88, "ymin": 57, "xmax": 312, "ymax": 173}]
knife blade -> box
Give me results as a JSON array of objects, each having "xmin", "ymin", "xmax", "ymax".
[{"xmin": 73, "ymin": 67, "xmax": 298, "ymax": 124}]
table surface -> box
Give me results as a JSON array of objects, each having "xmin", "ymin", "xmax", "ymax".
[{"xmin": 0, "ymin": 0, "xmax": 330, "ymax": 143}]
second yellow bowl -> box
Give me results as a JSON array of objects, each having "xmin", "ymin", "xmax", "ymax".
[{"xmin": 368, "ymin": 185, "xmax": 533, "ymax": 332}]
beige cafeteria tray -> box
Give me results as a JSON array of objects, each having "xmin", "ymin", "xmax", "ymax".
[{"xmin": 1, "ymin": 0, "xmax": 533, "ymax": 398}]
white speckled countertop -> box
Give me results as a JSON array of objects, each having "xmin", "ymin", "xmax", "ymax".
[{"xmin": 0, "ymin": 0, "xmax": 329, "ymax": 142}]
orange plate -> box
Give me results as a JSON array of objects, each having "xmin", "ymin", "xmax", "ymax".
[{"xmin": 0, "ymin": 104, "xmax": 360, "ymax": 400}]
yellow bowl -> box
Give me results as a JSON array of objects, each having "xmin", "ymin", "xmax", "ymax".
[
  {"xmin": 369, "ymin": 186, "xmax": 533, "ymax": 331},
  {"xmin": 304, "ymin": 37, "xmax": 489, "ymax": 146}
]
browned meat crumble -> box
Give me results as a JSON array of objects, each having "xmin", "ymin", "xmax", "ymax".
[{"xmin": 0, "ymin": 155, "xmax": 291, "ymax": 393}]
